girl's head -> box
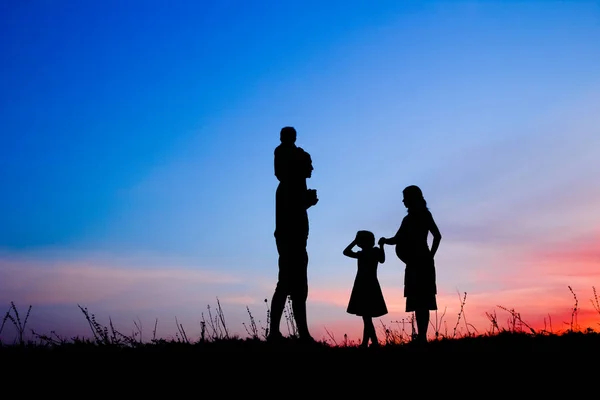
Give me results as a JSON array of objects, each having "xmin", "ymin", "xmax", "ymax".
[
  {"xmin": 402, "ymin": 185, "xmax": 428, "ymax": 212},
  {"xmin": 356, "ymin": 230, "xmax": 375, "ymax": 249}
]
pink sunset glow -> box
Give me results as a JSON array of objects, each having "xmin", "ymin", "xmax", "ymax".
[{"xmin": 2, "ymin": 1, "xmax": 600, "ymax": 347}]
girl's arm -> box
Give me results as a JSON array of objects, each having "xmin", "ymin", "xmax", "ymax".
[
  {"xmin": 377, "ymin": 245, "xmax": 385, "ymax": 263},
  {"xmin": 428, "ymin": 213, "xmax": 442, "ymax": 258},
  {"xmin": 343, "ymin": 239, "xmax": 359, "ymax": 259}
]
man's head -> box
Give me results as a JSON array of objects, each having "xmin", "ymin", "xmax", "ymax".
[
  {"xmin": 280, "ymin": 126, "xmax": 297, "ymax": 144},
  {"xmin": 298, "ymin": 148, "xmax": 313, "ymax": 178}
]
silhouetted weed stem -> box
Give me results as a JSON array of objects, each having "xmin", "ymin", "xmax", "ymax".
[
  {"xmin": 0, "ymin": 302, "xmax": 32, "ymax": 345},
  {"xmin": 543, "ymin": 314, "xmax": 553, "ymax": 334},
  {"xmin": 496, "ymin": 305, "xmax": 536, "ymax": 334},
  {"xmin": 31, "ymin": 330, "xmax": 68, "ymax": 346},
  {"xmin": 216, "ymin": 298, "xmax": 229, "ymax": 339},
  {"xmin": 283, "ymin": 296, "xmax": 298, "ymax": 337},
  {"xmin": 132, "ymin": 317, "xmax": 143, "ymax": 344},
  {"xmin": 568, "ymin": 286, "xmax": 579, "ymax": 331},
  {"xmin": 0, "ymin": 307, "xmax": 10, "ymax": 338},
  {"xmin": 486, "ymin": 310, "xmax": 500, "ymax": 334},
  {"xmin": 152, "ymin": 318, "xmax": 158, "ymax": 342},
  {"xmin": 431, "ymin": 307, "xmax": 447, "ymax": 340},
  {"xmin": 175, "ymin": 316, "xmax": 189, "ymax": 343},
  {"xmin": 242, "ymin": 306, "xmax": 258, "ymax": 339},
  {"xmin": 201, "ymin": 297, "xmax": 230, "ymax": 341},
  {"xmin": 591, "ymin": 287, "xmax": 600, "ymax": 326},
  {"xmin": 263, "ymin": 298, "xmax": 270, "ymax": 340},
  {"xmin": 453, "ymin": 292, "xmax": 467, "ymax": 338},
  {"xmin": 76, "ymin": 304, "xmax": 138, "ymax": 346},
  {"xmin": 324, "ymin": 327, "xmax": 338, "ymax": 346}
]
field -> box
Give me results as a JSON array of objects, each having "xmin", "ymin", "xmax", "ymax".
[
  {"xmin": 3, "ymin": 286, "xmax": 600, "ymax": 357},
  {"xmin": 2, "ymin": 292, "xmax": 600, "ymax": 393}
]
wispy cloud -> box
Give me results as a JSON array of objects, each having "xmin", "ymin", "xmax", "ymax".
[
  {"xmin": 0, "ymin": 252, "xmax": 245, "ymax": 309},
  {"xmin": 0, "ymin": 251, "xmax": 276, "ymax": 342},
  {"xmin": 532, "ymin": 233, "xmax": 600, "ymax": 268}
]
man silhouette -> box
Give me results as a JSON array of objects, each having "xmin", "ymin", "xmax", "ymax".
[{"xmin": 268, "ymin": 126, "xmax": 318, "ymax": 343}]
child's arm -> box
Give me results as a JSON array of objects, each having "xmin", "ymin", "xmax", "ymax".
[{"xmin": 343, "ymin": 239, "xmax": 359, "ymax": 259}]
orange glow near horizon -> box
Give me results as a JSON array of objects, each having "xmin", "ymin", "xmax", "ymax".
[
  {"xmin": 309, "ymin": 285, "xmax": 600, "ymax": 343},
  {"xmin": 1, "ymin": 235, "xmax": 599, "ymax": 345}
]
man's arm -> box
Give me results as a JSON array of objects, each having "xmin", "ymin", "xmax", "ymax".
[{"xmin": 305, "ymin": 189, "xmax": 318, "ymax": 209}]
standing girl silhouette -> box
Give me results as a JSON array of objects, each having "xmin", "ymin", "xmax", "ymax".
[
  {"xmin": 380, "ymin": 185, "xmax": 441, "ymax": 344},
  {"xmin": 343, "ymin": 230, "xmax": 388, "ymax": 348}
]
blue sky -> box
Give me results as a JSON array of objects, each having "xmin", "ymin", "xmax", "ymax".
[{"xmin": 2, "ymin": 0, "xmax": 600, "ymax": 342}]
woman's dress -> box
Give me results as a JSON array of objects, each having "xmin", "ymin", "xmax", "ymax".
[{"xmin": 394, "ymin": 211, "xmax": 437, "ymax": 312}]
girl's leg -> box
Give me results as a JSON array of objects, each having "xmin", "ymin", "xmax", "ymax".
[
  {"xmin": 363, "ymin": 316, "xmax": 378, "ymax": 346},
  {"xmin": 415, "ymin": 309, "xmax": 430, "ymax": 343},
  {"xmin": 369, "ymin": 318, "xmax": 379, "ymax": 346},
  {"xmin": 361, "ymin": 316, "xmax": 370, "ymax": 347}
]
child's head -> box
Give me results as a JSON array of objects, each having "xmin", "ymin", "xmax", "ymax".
[
  {"xmin": 280, "ymin": 126, "xmax": 297, "ymax": 144},
  {"xmin": 356, "ymin": 230, "xmax": 375, "ymax": 249}
]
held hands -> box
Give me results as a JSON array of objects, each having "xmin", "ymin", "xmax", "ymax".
[{"xmin": 378, "ymin": 237, "xmax": 386, "ymax": 247}]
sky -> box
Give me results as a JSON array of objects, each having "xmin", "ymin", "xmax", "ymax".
[{"xmin": 1, "ymin": 0, "xmax": 600, "ymax": 344}]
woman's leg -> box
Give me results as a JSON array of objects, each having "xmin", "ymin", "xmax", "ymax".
[{"xmin": 415, "ymin": 309, "xmax": 429, "ymax": 343}]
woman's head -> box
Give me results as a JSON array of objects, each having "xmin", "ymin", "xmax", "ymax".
[
  {"xmin": 402, "ymin": 185, "xmax": 428, "ymax": 211},
  {"xmin": 356, "ymin": 230, "xmax": 375, "ymax": 249}
]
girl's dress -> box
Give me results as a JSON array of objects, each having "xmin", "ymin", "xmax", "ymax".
[
  {"xmin": 346, "ymin": 247, "xmax": 388, "ymax": 318},
  {"xmin": 394, "ymin": 210, "xmax": 438, "ymax": 312}
]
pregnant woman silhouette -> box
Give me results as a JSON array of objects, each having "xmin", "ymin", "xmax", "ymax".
[{"xmin": 380, "ymin": 185, "xmax": 441, "ymax": 344}]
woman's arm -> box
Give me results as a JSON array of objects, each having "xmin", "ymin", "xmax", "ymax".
[
  {"xmin": 343, "ymin": 239, "xmax": 359, "ymax": 259},
  {"xmin": 381, "ymin": 226, "xmax": 401, "ymax": 245},
  {"xmin": 429, "ymin": 214, "xmax": 442, "ymax": 258}
]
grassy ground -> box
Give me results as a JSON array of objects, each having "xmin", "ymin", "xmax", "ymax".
[
  {"xmin": 3, "ymin": 286, "xmax": 600, "ymax": 357},
  {"xmin": 3, "ymin": 329, "xmax": 600, "ymax": 354},
  {"xmin": 0, "ymin": 290, "xmax": 600, "ymax": 357},
  {"xmin": 2, "ymin": 289, "xmax": 597, "ymax": 400},
  {"xmin": 2, "ymin": 297, "xmax": 599, "ymax": 394}
]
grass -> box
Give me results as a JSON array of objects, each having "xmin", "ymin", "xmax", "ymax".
[{"xmin": 2, "ymin": 286, "xmax": 600, "ymax": 355}]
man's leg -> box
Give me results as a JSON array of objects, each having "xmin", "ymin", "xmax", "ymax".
[
  {"xmin": 290, "ymin": 238, "xmax": 313, "ymax": 341},
  {"xmin": 268, "ymin": 235, "xmax": 290, "ymax": 340}
]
